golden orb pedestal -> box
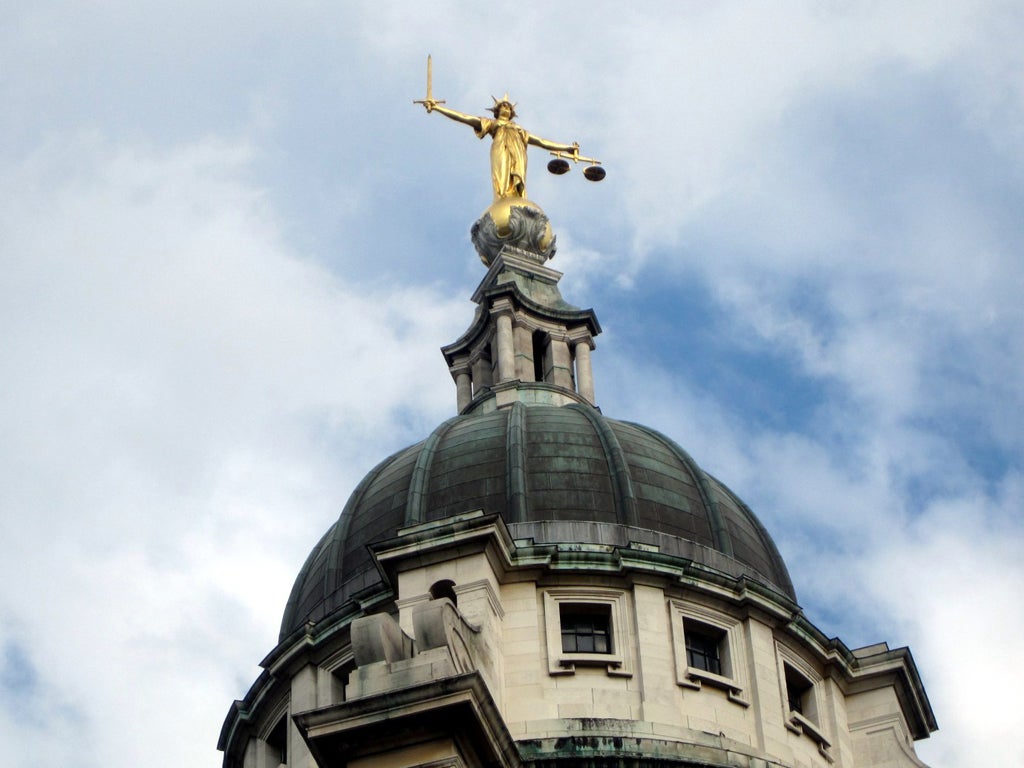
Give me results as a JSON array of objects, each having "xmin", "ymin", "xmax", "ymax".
[{"xmin": 471, "ymin": 196, "xmax": 555, "ymax": 266}]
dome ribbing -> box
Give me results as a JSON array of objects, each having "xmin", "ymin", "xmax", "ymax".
[{"xmin": 280, "ymin": 402, "xmax": 794, "ymax": 640}]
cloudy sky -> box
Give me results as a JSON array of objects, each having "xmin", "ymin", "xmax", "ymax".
[{"xmin": 2, "ymin": 2, "xmax": 1022, "ymax": 766}]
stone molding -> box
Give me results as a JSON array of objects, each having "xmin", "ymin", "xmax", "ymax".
[{"xmin": 295, "ymin": 672, "xmax": 522, "ymax": 768}]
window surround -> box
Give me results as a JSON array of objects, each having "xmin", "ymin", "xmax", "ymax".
[
  {"xmin": 669, "ymin": 600, "xmax": 749, "ymax": 706},
  {"xmin": 259, "ymin": 697, "xmax": 290, "ymax": 768},
  {"xmin": 321, "ymin": 648, "xmax": 356, "ymax": 704},
  {"xmin": 777, "ymin": 645, "xmax": 832, "ymax": 760},
  {"xmin": 543, "ymin": 588, "xmax": 632, "ymax": 677}
]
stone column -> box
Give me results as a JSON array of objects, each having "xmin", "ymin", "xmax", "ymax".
[
  {"xmin": 455, "ymin": 371, "xmax": 472, "ymax": 412},
  {"xmin": 450, "ymin": 357, "xmax": 473, "ymax": 413},
  {"xmin": 514, "ymin": 324, "xmax": 535, "ymax": 381},
  {"xmin": 574, "ymin": 340, "xmax": 595, "ymax": 404},
  {"xmin": 495, "ymin": 312, "xmax": 516, "ymax": 383},
  {"xmin": 290, "ymin": 664, "xmax": 319, "ymax": 768},
  {"xmin": 549, "ymin": 335, "xmax": 574, "ymax": 390}
]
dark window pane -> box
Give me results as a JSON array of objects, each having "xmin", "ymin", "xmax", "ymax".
[
  {"xmin": 784, "ymin": 664, "xmax": 813, "ymax": 716},
  {"xmin": 560, "ymin": 604, "xmax": 612, "ymax": 654},
  {"xmin": 788, "ymin": 687, "xmax": 803, "ymax": 714},
  {"xmin": 267, "ymin": 715, "xmax": 287, "ymax": 764},
  {"xmin": 684, "ymin": 621, "xmax": 722, "ymax": 675}
]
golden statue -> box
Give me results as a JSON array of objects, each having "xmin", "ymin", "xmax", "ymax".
[
  {"xmin": 421, "ymin": 94, "xmax": 578, "ymax": 201},
  {"xmin": 414, "ymin": 56, "xmax": 601, "ymax": 265}
]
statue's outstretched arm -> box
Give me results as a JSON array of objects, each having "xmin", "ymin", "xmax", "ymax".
[
  {"xmin": 528, "ymin": 134, "xmax": 578, "ymax": 154},
  {"xmin": 423, "ymin": 100, "xmax": 484, "ymax": 132}
]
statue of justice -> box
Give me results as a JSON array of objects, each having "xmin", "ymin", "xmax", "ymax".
[{"xmin": 414, "ymin": 56, "xmax": 604, "ymax": 264}]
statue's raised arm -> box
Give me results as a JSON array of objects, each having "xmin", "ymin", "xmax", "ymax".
[{"xmin": 421, "ymin": 99, "xmax": 483, "ymax": 131}]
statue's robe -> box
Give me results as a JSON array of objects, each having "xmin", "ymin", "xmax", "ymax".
[{"xmin": 476, "ymin": 118, "xmax": 530, "ymax": 199}]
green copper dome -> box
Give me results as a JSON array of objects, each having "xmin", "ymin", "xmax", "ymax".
[{"xmin": 280, "ymin": 402, "xmax": 794, "ymax": 640}]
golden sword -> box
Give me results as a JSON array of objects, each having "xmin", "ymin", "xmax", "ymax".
[{"xmin": 413, "ymin": 55, "xmax": 446, "ymax": 108}]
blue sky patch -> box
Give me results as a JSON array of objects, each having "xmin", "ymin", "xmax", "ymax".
[{"xmin": 0, "ymin": 641, "xmax": 37, "ymax": 696}]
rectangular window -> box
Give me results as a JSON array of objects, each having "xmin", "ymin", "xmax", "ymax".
[
  {"xmin": 543, "ymin": 588, "xmax": 632, "ymax": 676},
  {"xmin": 778, "ymin": 653, "xmax": 831, "ymax": 755},
  {"xmin": 784, "ymin": 663, "xmax": 814, "ymax": 718},
  {"xmin": 560, "ymin": 604, "xmax": 612, "ymax": 654},
  {"xmin": 684, "ymin": 620, "xmax": 723, "ymax": 675},
  {"xmin": 266, "ymin": 714, "xmax": 288, "ymax": 766},
  {"xmin": 670, "ymin": 600, "xmax": 748, "ymax": 706}
]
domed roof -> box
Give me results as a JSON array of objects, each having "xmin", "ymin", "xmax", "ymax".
[{"xmin": 280, "ymin": 402, "xmax": 794, "ymax": 640}]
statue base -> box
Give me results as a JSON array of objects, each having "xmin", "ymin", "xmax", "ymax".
[{"xmin": 471, "ymin": 197, "xmax": 555, "ymax": 266}]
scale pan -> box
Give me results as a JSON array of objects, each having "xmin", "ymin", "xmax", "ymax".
[
  {"xmin": 547, "ymin": 158, "xmax": 571, "ymax": 175},
  {"xmin": 583, "ymin": 165, "xmax": 606, "ymax": 182}
]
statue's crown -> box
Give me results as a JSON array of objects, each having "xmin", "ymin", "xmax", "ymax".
[{"xmin": 489, "ymin": 93, "xmax": 517, "ymax": 116}]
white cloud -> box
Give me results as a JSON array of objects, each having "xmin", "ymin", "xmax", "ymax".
[
  {"xmin": 0, "ymin": 133, "xmax": 463, "ymax": 767},
  {"xmin": 860, "ymin": 475, "xmax": 1024, "ymax": 767}
]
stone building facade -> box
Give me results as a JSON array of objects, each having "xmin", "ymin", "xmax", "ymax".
[{"xmin": 220, "ymin": 236, "xmax": 936, "ymax": 768}]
